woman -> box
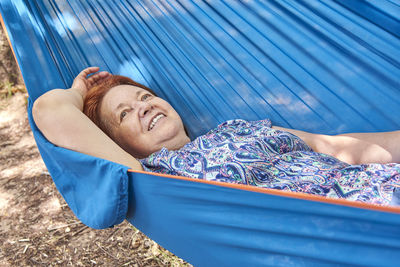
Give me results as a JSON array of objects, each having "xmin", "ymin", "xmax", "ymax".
[{"xmin": 33, "ymin": 67, "xmax": 400, "ymax": 205}]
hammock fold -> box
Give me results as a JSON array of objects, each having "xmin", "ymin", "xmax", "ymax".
[{"xmin": 1, "ymin": 0, "xmax": 400, "ymax": 266}]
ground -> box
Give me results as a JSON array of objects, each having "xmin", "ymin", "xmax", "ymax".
[{"xmin": 0, "ymin": 27, "xmax": 190, "ymax": 267}]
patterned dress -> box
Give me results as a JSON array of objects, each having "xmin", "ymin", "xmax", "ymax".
[{"xmin": 140, "ymin": 119, "xmax": 400, "ymax": 206}]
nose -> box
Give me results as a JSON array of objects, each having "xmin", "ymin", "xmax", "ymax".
[{"xmin": 136, "ymin": 100, "xmax": 152, "ymax": 117}]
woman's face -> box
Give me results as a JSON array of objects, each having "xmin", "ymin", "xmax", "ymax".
[{"xmin": 100, "ymin": 84, "xmax": 189, "ymax": 158}]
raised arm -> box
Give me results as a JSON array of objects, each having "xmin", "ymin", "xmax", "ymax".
[
  {"xmin": 273, "ymin": 126, "xmax": 400, "ymax": 165},
  {"xmin": 32, "ymin": 67, "xmax": 143, "ymax": 170}
]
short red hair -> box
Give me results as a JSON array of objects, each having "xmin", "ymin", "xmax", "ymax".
[{"xmin": 83, "ymin": 75, "xmax": 156, "ymax": 136}]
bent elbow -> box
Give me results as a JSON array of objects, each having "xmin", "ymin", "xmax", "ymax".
[
  {"xmin": 32, "ymin": 89, "xmax": 64, "ymax": 132},
  {"xmin": 32, "ymin": 93, "xmax": 52, "ymax": 129},
  {"xmin": 32, "ymin": 95, "xmax": 46, "ymax": 127}
]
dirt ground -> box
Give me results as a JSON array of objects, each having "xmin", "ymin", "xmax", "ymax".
[{"xmin": 0, "ymin": 28, "xmax": 190, "ymax": 266}]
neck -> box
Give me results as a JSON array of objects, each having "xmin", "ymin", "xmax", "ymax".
[{"xmin": 171, "ymin": 134, "xmax": 191, "ymax": 150}]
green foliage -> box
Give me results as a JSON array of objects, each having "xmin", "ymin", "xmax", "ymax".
[{"xmin": 0, "ymin": 81, "xmax": 26, "ymax": 98}]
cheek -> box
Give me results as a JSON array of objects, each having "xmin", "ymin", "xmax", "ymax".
[
  {"xmin": 117, "ymin": 126, "xmax": 148, "ymax": 150},
  {"xmin": 113, "ymin": 127, "xmax": 134, "ymax": 149}
]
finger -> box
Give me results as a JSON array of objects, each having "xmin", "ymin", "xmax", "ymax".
[
  {"xmin": 98, "ymin": 71, "xmax": 111, "ymax": 78},
  {"xmin": 87, "ymin": 72, "xmax": 102, "ymax": 84},
  {"xmin": 76, "ymin": 66, "xmax": 100, "ymax": 80},
  {"xmin": 91, "ymin": 71, "xmax": 111, "ymax": 80},
  {"xmin": 87, "ymin": 71, "xmax": 111, "ymax": 85}
]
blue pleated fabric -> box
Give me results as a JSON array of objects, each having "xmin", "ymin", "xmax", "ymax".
[
  {"xmin": 128, "ymin": 172, "xmax": 400, "ymax": 266},
  {"xmin": 1, "ymin": 0, "xmax": 400, "ymax": 266}
]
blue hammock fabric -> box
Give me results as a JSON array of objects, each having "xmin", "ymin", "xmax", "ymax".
[{"xmin": 1, "ymin": 0, "xmax": 400, "ymax": 266}]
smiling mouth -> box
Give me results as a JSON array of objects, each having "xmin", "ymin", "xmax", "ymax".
[{"xmin": 148, "ymin": 114, "xmax": 165, "ymax": 131}]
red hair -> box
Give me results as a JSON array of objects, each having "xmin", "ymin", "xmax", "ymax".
[{"xmin": 83, "ymin": 75, "xmax": 156, "ymax": 136}]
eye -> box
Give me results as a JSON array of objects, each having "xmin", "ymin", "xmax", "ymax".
[
  {"xmin": 141, "ymin": 93, "xmax": 152, "ymax": 101},
  {"xmin": 120, "ymin": 110, "xmax": 128, "ymax": 121}
]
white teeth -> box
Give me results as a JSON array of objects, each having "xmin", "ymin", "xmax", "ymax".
[{"xmin": 148, "ymin": 114, "xmax": 165, "ymax": 131}]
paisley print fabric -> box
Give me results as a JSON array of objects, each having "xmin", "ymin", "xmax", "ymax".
[{"xmin": 140, "ymin": 119, "xmax": 400, "ymax": 205}]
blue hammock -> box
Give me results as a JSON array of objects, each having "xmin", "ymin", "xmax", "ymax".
[{"xmin": 1, "ymin": 0, "xmax": 400, "ymax": 266}]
